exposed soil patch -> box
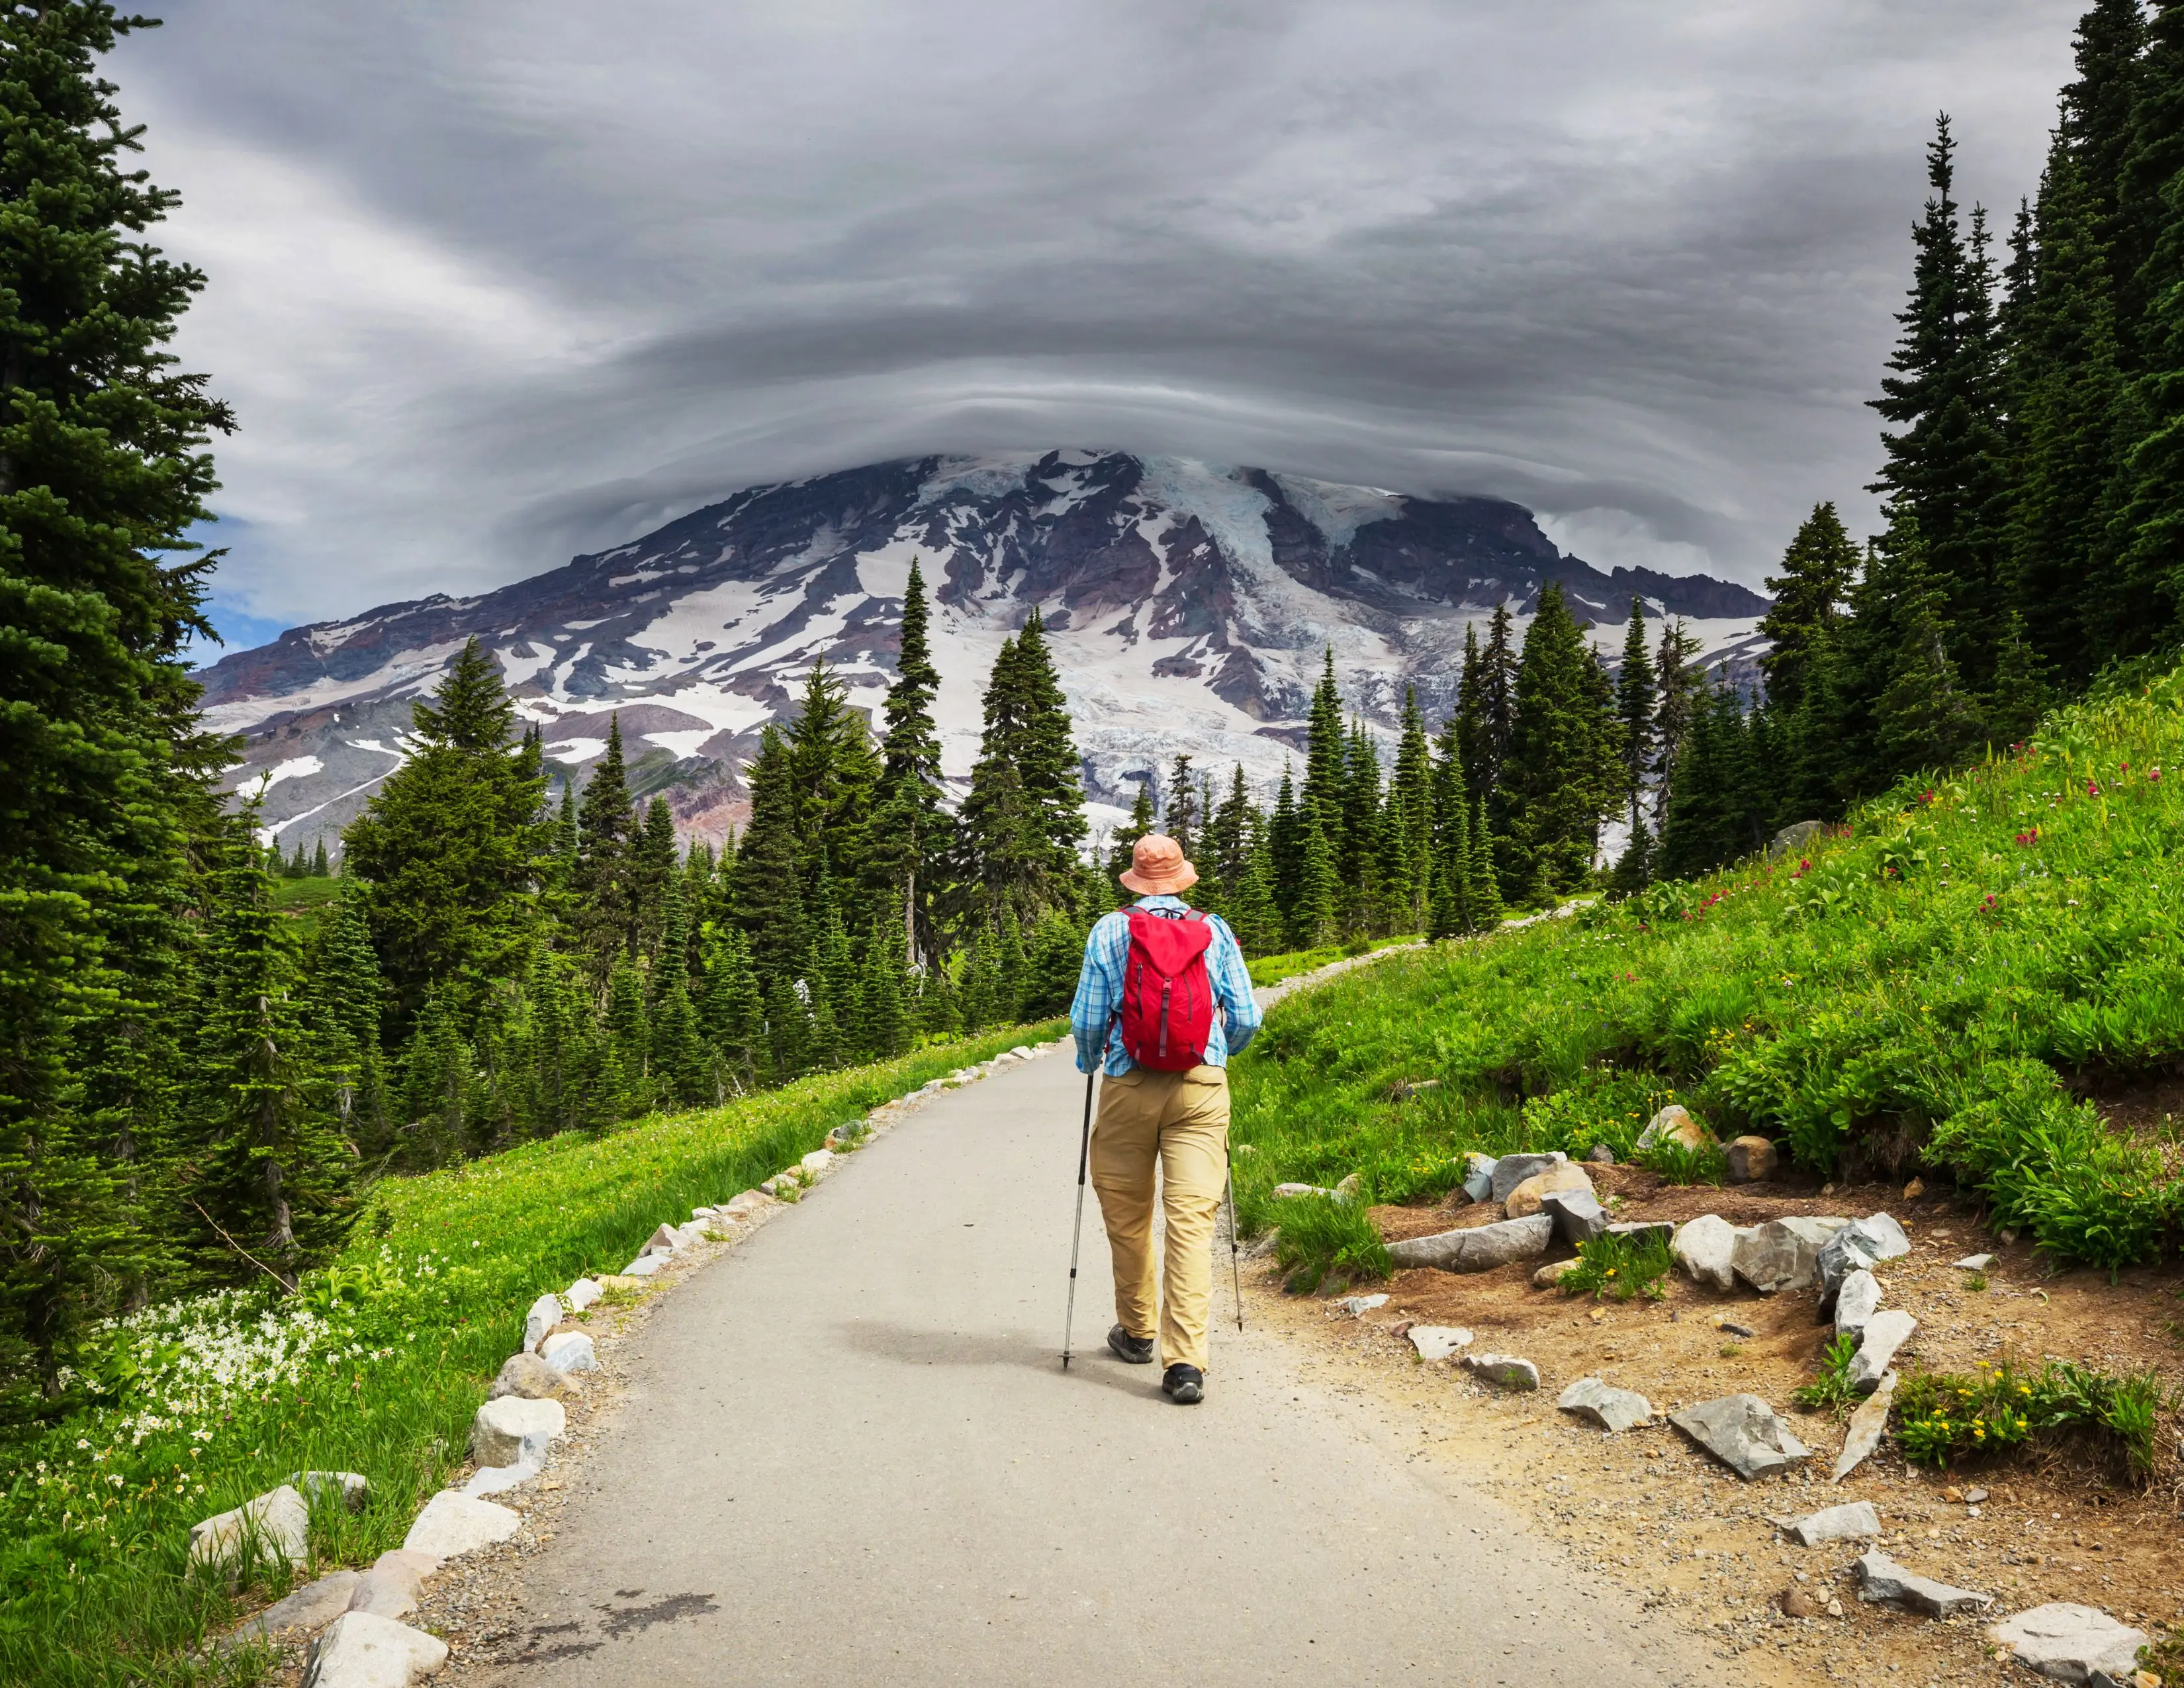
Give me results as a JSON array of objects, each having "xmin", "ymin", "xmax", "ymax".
[{"xmin": 1257, "ymin": 1173, "xmax": 2184, "ymax": 1687}]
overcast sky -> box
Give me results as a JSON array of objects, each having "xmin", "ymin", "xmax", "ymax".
[{"xmin": 116, "ymin": 1, "xmax": 2085, "ymax": 645}]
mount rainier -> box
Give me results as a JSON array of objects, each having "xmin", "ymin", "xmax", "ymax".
[{"xmin": 199, "ymin": 451, "xmax": 1770, "ymax": 853}]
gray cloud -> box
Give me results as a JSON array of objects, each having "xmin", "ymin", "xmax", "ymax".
[{"xmin": 117, "ymin": 0, "xmax": 2083, "ymax": 628}]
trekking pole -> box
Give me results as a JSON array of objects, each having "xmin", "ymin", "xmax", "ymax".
[
  {"xmin": 1061, "ymin": 1065, "xmax": 1096, "ymax": 1370},
  {"xmin": 1225, "ymin": 1143, "xmax": 1244, "ymax": 1333}
]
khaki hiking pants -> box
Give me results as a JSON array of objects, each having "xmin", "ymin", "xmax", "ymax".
[{"xmin": 1089, "ymin": 1064, "xmax": 1230, "ymax": 1374}]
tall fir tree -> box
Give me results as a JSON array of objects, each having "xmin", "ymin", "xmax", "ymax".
[
  {"xmin": 874, "ymin": 557, "xmax": 951, "ymax": 966},
  {"xmin": 1495, "ymin": 586, "xmax": 1621, "ymax": 902},
  {"xmin": 570, "ymin": 716, "xmax": 637, "ymax": 981},
  {"xmin": 1612, "ymin": 597, "xmax": 1657, "ymax": 866},
  {"xmin": 1649, "ymin": 618, "xmax": 1706, "ymax": 837},
  {"xmin": 1387, "ymin": 688, "xmax": 1435, "ymax": 934},
  {"xmin": 1759, "ymin": 506, "xmax": 1861, "ymax": 715}
]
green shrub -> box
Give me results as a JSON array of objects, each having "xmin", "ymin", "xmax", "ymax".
[
  {"xmin": 1557, "ymin": 1228, "xmax": 1673, "ymax": 1302},
  {"xmin": 1270, "ymin": 1196, "xmax": 1391, "ymax": 1293},
  {"xmin": 1790, "ymin": 1331, "xmax": 1862, "ymax": 1414},
  {"xmin": 1894, "ymin": 1357, "xmax": 2168, "ymax": 1481},
  {"xmin": 1637, "ymin": 1135, "xmax": 1727, "ymax": 1186}
]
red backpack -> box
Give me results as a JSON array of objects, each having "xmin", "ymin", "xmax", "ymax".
[{"xmin": 1118, "ymin": 907, "xmax": 1216, "ymax": 1071}]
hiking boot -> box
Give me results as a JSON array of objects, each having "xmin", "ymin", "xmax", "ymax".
[
  {"xmin": 1161, "ymin": 1364, "xmax": 1205, "ymax": 1404},
  {"xmin": 1107, "ymin": 1325, "xmax": 1156, "ymax": 1365}
]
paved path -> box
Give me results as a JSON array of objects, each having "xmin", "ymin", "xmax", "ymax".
[{"xmin": 479, "ymin": 1049, "xmax": 1714, "ymax": 1687}]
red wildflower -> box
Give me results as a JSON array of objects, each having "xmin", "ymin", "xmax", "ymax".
[{"xmin": 2087, "ymin": 779, "xmax": 2101, "ymax": 797}]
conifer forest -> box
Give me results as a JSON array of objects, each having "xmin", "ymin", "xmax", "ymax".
[{"xmin": 9, "ymin": 0, "xmax": 2184, "ymax": 1449}]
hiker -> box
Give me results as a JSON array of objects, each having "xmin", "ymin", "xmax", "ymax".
[{"xmin": 1070, "ymin": 832, "xmax": 1261, "ymax": 1404}]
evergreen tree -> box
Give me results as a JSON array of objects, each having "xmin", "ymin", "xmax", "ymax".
[
  {"xmin": 1205, "ymin": 765, "xmax": 1255, "ymax": 897},
  {"xmin": 1267, "ymin": 764, "xmax": 1304, "ymax": 924},
  {"xmin": 1613, "ymin": 598, "xmax": 1657, "ymax": 865},
  {"xmin": 341, "ymin": 639, "xmax": 551, "ymax": 1021},
  {"xmin": 764, "ymin": 974, "xmax": 810, "ymax": 1082},
  {"xmin": 0, "ymin": 0, "xmax": 240, "ymax": 1399},
  {"xmin": 306, "ymin": 882, "xmax": 388, "ymax": 1154},
  {"xmin": 191, "ymin": 825, "xmax": 355, "ymax": 1287},
  {"xmin": 958, "ymin": 614, "xmax": 1086, "ymax": 920},
  {"xmin": 570, "ymin": 716, "xmax": 637, "ymax": 978},
  {"xmin": 732, "ymin": 726, "xmax": 807, "ymax": 990},
  {"xmin": 702, "ymin": 932, "xmax": 767, "ymax": 1090},
  {"xmin": 1469, "ymin": 604, "xmax": 1519, "ymax": 800},
  {"xmin": 1658, "ymin": 682, "xmax": 1758, "ymax": 880},
  {"xmin": 1338, "ymin": 720, "xmax": 1387, "ymax": 933},
  {"xmin": 398, "ymin": 990, "xmax": 474, "ymax": 1168},
  {"xmin": 1759, "ymin": 506, "xmax": 1860, "ymax": 715},
  {"xmin": 874, "ymin": 557, "xmax": 951, "ymax": 966},
  {"xmin": 1496, "ymin": 586, "xmax": 1621, "ymax": 901},
  {"xmin": 631, "ymin": 796, "xmax": 679, "ymax": 963},
  {"xmin": 1289, "ymin": 811, "xmax": 1340, "ymax": 950},
  {"xmin": 857, "ymin": 930, "xmax": 910, "ymax": 1060},
  {"xmin": 1427, "ymin": 717, "xmax": 1477, "ymax": 939},
  {"xmin": 604, "ymin": 954, "xmax": 650, "ymax": 1105},
  {"xmin": 1224, "ymin": 814, "xmax": 1284, "ymax": 957},
  {"xmin": 1466, "ymin": 796, "xmax": 1504, "ymax": 928},
  {"xmin": 1021, "ymin": 910, "xmax": 1085, "ymax": 1018},
  {"xmin": 1870, "ymin": 117, "xmax": 2012, "ymax": 688},
  {"xmin": 649, "ymin": 976, "xmax": 707, "ymax": 1107},
  {"xmin": 1388, "ymin": 688, "xmax": 1435, "ymax": 934},
  {"xmin": 1107, "ymin": 776, "xmax": 1158, "ymax": 900},
  {"xmin": 1649, "ymin": 618, "xmax": 1706, "ymax": 836},
  {"xmin": 1299, "ymin": 648, "xmax": 1346, "ymax": 829},
  {"xmin": 1163, "ymin": 753, "xmax": 1199, "ymax": 859}
]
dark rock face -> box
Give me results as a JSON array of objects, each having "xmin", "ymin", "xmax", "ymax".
[{"xmin": 201, "ymin": 451, "xmax": 1769, "ymax": 854}]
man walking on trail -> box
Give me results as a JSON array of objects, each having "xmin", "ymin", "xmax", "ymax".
[{"xmin": 1071, "ymin": 832, "xmax": 1261, "ymax": 1405}]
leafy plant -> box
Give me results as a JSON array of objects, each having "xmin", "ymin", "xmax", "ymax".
[
  {"xmin": 1790, "ymin": 1332, "xmax": 1862, "ymax": 1415},
  {"xmin": 1270, "ymin": 1196, "xmax": 1391, "ymax": 1294},
  {"xmin": 1557, "ymin": 1228, "xmax": 1672, "ymax": 1302},
  {"xmin": 1637, "ymin": 1135, "xmax": 1727, "ymax": 1186},
  {"xmin": 1894, "ymin": 1357, "xmax": 2169, "ymax": 1481}
]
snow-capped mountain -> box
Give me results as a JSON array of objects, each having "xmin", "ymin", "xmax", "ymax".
[{"xmin": 199, "ymin": 451, "xmax": 1770, "ymax": 854}]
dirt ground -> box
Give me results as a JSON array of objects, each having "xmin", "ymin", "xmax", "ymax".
[{"xmin": 1250, "ymin": 1168, "xmax": 2184, "ymax": 1687}]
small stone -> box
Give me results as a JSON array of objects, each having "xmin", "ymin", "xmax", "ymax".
[
  {"xmin": 1557, "ymin": 1376, "xmax": 1653, "ymax": 1432},
  {"xmin": 1832, "ymin": 1371, "xmax": 1897, "ymax": 1482},
  {"xmin": 1825, "ymin": 1597, "xmax": 1844, "ymax": 1618},
  {"xmin": 1998, "ymin": 1227, "xmax": 2018, "ymax": 1244},
  {"xmin": 1963, "ymin": 1487, "xmax": 1989, "ymax": 1505},
  {"xmin": 642, "ymin": 1223, "xmax": 681, "ymax": 1257},
  {"xmin": 1785, "ymin": 1501, "xmax": 1882, "ymax": 1545},
  {"xmin": 1668, "ymin": 1393, "xmax": 1811, "ymax": 1480},
  {"xmin": 1848, "ymin": 1309, "xmax": 1916, "ymax": 1393},
  {"xmin": 1782, "ymin": 1585, "xmax": 1824, "ymax": 1618},
  {"xmin": 1406, "ymin": 1325, "xmax": 1473, "ymax": 1360},
  {"xmin": 564, "ymin": 1277, "xmax": 602, "ymax": 1313},
  {"xmin": 1716, "ymin": 1319, "xmax": 1755, "ymax": 1338},
  {"xmin": 539, "ymin": 1331, "xmax": 596, "ymax": 1374},
  {"xmin": 1504, "ymin": 1160, "xmax": 1593, "ymax": 1219},
  {"xmin": 1461, "ymin": 1352, "xmax": 1540, "ymax": 1391},
  {"xmin": 470, "ymin": 1395, "xmax": 565, "ymax": 1468},
  {"xmin": 1725, "ymin": 1135, "xmax": 1778, "ymax": 1184},
  {"xmin": 595, "ymin": 1273, "xmax": 647, "ymax": 1293},
  {"xmin": 1461, "ymin": 1152, "xmax": 1498, "ymax": 1204},
  {"xmin": 722, "ymin": 1190, "xmax": 772, "ymax": 1217},
  {"xmin": 522, "ymin": 1291, "xmax": 562, "ymax": 1351},
  {"xmin": 189, "ymin": 1483, "xmax": 311, "ymax": 1569},
  {"xmin": 1732, "ymin": 1216, "xmax": 1848, "ymax": 1295},
  {"xmin": 1271, "ymin": 1182, "xmax": 1334, "ymax": 1200},
  {"xmin": 621, "ymin": 1254, "xmax": 664, "ymax": 1278},
  {"xmin": 402, "ymin": 1491, "xmax": 520, "ymax": 1558},
  {"xmin": 1332, "ymin": 1172, "xmax": 1364, "ymax": 1206},
  {"xmin": 300, "ymin": 1611, "xmax": 449, "ymax": 1688},
  {"xmin": 1635, "ymin": 1104, "xmax": 1713, "ymax": 1153},
  {"xmin": 488, "ymin": 1351, "xmax": 565, "ymax": 1401},
  {"xmin": 224, "ymin": 1570, "xmax": 364, "ymax": 1647},
  {"xmin": 800, "ymin": 1149, "xmax": 836, "ymax": 1176},
  {"xmin": 1586, "ymin": 1144, "xmax": 1615, "ymax": 1165},
  {"xmin": 1532, "ymin": 1258, "xmax": 1582, "ymax": 1288},
  {"xmin": 1337, "ymin": 1293, "xmax": 1388, "ymax": 1317},
  {"xmin": 1903, "ymin": 1177, "xmax": 1925, "ymax": 1199},
  {"xmin": 345, "ymin": 1549, "xmax": 441, "ymax": 1620},
  {"xmin": 293, "ymin": 1470, "xmax": 372, "ymax": 1511},
  {"xmin": 1853, "ymin": 1550, "xmax": 1989, "ymax": 1617},
  {"xmin": 1953, "ymin": 1252, "xmax": 1997, "ymax": 1271},
  {"xmin": 1537, "ymin": 1186, "xmax": 1608, "ymax": 1244},
  {"xmin": 1672, "ymin": 1214, "xmax": 1740, "ymax": 1292},
  {"xmin": 1385, "ymin": 1213, "xmax": 1553, "ymax": 1272},
  {"xmin": 1834, "ymin": 1269, "xmax": 1883, "ymax": 1342},
  {"xmin": 1488, "ymin": 1152, "xmax": 1568, "ymax": 1204},
  {"xmin": 1817, "ymin": 1213, "xmax": 1911, "ymax": 1309}
]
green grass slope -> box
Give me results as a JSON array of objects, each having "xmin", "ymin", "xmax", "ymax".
[
  {"xmin": 1232, "ymin": 669, "xmax": 2184, "ymax": 1276},
  {"xmin": 0, "ymin": 1022, "xmax": 1061, "ymax": 1688}
]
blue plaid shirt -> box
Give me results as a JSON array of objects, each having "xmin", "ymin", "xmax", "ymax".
[{"xmin": 1071, "ymin": 895, "xmax": 1262, "ymax": 1076}]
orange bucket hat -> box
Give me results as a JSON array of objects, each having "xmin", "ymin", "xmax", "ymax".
[{"xmin": 1118, "ymin": 833, "xmax": 1199, "ymax": 896}]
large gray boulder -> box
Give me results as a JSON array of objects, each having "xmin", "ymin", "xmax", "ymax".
[
  {"xmin": 1832, "ymin": 1372, "xmax": 1897, "ymax": 1482},
  {"xmin": 470, "ymin": 1395, "xmax": 565, "ymax": 1468},
  {"xmin": 293, "ymin": 1470, "xmax": 372, "ymax": 1511},
  {"xmin": 1672, "ymin": 1215, "xmax": 1740, "ymax": 1291},
  {"xmin": 1668, "ymin": 1394, "xmax": 1811, "ymax": 1479},
  {"xmin": 1732, "ymin": 1217, "xmax": 1847, "ymax": 1294},
  {"xmin": 488, "ymin": 1351, "xmax": 567, "ymax": 1401},
  {"xmin": 1386, "ymin": 1214, "xmax": 1553, "ymax": 1273},
  {"xmin": 402, "ymin": 1491, "xmax": 520, "ymax": 1558},
  {"xmin": 1785, "ymin": 1501, "xmax": 1881, "ymax": 1545},
  {"xmin": 1848, "ymin": 1309, "xmax": 1917, "ymax": 1393},
  {"xmin": 1988, "ymin": 1604, "xmax": 2149, "ymax": 1683},
  {"xmin": 1539, "ymin": 1186, "xmax": 1608, "ymax": 1245},
  {"xmin": 1488, "ymin": 1152, "xmax": 1566, "ymax": 1205},
  {"xmin": 222, "ymin": 1570, "xmax": 364, "ymax": 1648},
  {"xmin": 1817, "ymin": 1213, "xmax": 1910, "ymax": 1309},
  {"xmin": 1557, "ymin": 1376, "xmax": 1653, "ymax": 1432},
  {"xmin": 1770, "ymin": 820, "xmax": 1825, "ymax": 858},
  {"xmin": 1405, "ymin": 1325, "xmax": 1473, "ymax": 1361},
  {"xmin": 189, "ymin": 1483, "xmax": 310, "ymax": 1569},
  {"xmin": 300, "ymin": 1611, "xmax": 449, "ymax": 1688},
  {"xmin": 1833, "ymin": 1270, "xmax": 1883, "ymax": 1342},
  {"xmin": 345, "ymin": 1549, "xmax": 441, "ymax": 1620},
  {"xmin": 1854, "ymin": 1551, "xmax": 1991, "ymax": 1617},
  {"xmin": 564, "ymin": 1276, "xmax": 602, "ymax": 1313},
  {"xmin": 539, "ymin": 1331, "xmax": 596, "ymax": 1374},
  {"xmin": 1460, "ymin": 1152, "xmax": 1497, "ymax": 1204},
  {"xmin": 1461, "ymin": 1353, "xmax": 1540, "ymax": 1391},
  {"xmin": 522, "ymin": 1291, "xmax": 562, "ymax": 1352}
]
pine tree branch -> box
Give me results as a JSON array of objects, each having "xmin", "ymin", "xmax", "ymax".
[{"xmin": 184, "ymin": 1197, "xmax": 295, "ymax": 1294}]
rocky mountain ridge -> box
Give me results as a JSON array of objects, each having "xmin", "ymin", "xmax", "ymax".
[{"xmin": 200, "ymin": 451, "xmax": 1769, "ymax": 851}]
